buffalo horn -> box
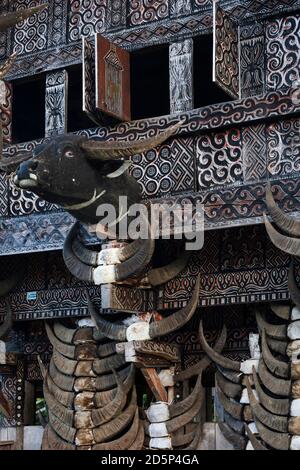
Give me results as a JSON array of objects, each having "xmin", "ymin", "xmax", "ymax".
[
  {"xmin": 88, "ymin": 296, "xmax": 126, "ymax": 341},
  {"xmin": 174, "ymin": 324, "xmax": 227, "ymax": 382},
  {"xmin": 149, "ymin": 275, "xmax": 200, "ymax": 338},
  {"xmin": 0, "ymin": 53, "xmax": 17, "ymax": 80},
  {"xmin": 92, "ymin": 371, "xmax": 128, "ymax": 426},
  {"xmin": 244, "ymin": 424, "xmax": 268, "ymax": 451},
  {"xmin": 218, "ymin": 422, "xmax": 246, "ymax": 450},
  {"xmin": 254, "ymin": 419, "xmax": 290, "ymax": 451},
  {"xmin": 215, "ymin": 371, "xmax": 242, "ymax": 399},
  {"xmin": 92, "ymin": 353, "xmax": 126, "ymax": 377},
  {"xmin": 93, "ymin": 408, "xmax": 139, "ymax": 450},
  {"xmin": 223, "ymin": 411, "xmax": 245, "ymax": 435},
  {"xmin": 255, "ymin": 310, "xmax": 287, "ymax": 340},
  {"xmin": 0, "ymin": 5, "xmax": 48, "ymax": 32},
  {"xmin": 185, "ymin": 425, "xmax": 202, "ymax": 450},
  {"xmin": 245, "ymin": 377, "xmax": 288, "ymax": 433},
  {"xmin": 261, "ymin": 329, "xmax": 290, "ymax": 379},
  {"xmin": 93, "ymin": 388, "xmax": 137, "ymax": 443},
  {"xmin": 199, "ymin": 320, "xmax": 241, "ymax": 371},
  {"xmin": 258, "ymin": 360, "xmax": 291, "ymax": 397},
  {"xmin": 266, "ymin": 184, "xmax": 300, "ymax": 237},
  {"xmin": 45, "ymin": 425, "xmax": 75, "ymax": 451},
  {"xmin": 252, "ymin": 366, "xmax": 289, "ymax": 416},
  {"xmin": 81, "ymin": 122, "xmax": 181, "ymax": 161},
  {"xmin": 0, "ymin": 385, "xmax": 11, "ymax": 419},
  {"xmin": 93, "ymin": 365, "xmax": 131, "ymax": 391},
  {"xmin": 45, "ymin": 323, "xmax": 75, "ymax": 359},
  {"xmin": 264, "ymin": 213, "xmax": 300, "ymax": 256},
  {"xmin": 46, "ymin": 373, "xmax": 74, "ymax": 408},
  {"xmin": 94, "ymin": 364, "xmax": 135, "ymax": 407},
  {"xmin": 48, "ymin": 410, "xmax": 76, "ymax": 444},
  {"xmin": 169, "ymin": 373, "xmax": 202, "ymax": 418},
  {"xmin": 270, "ymin": 303, "xmax": 290, "ymax": 321},
  {"xmin": 166, "ymin": 382, "xmax": 204, "ymax": 434},
  {"xmin": 52, "ymin": 350, "xmax": 77, "ymax": 376},
  {"xmin": 63, "ymin": 225, "xmax": 93, "ymax": 282},
  {"xmin": 43, "ymin": 374, "xmax": 74, "ymax": 427},
  {"xmin": 288, "ymin": 261, "xmax": 300, "ymax": 307},
  {"xmin": 216, "ymin": 384, "xmax": 243, "ymax": 420},
  {"xmin": 97, "ymin": 341, "xmax": 116, "ymax": 358},
  {"xmin": 49, "ymin": 359, "xmax": 75, "ymax": 392},
  {"xmin": 53, "ymin": 322, "xmax": 76, "ymax": 345},
  {"xmin": 216, "ymin": 365, "xmax": 242, "ymax": 384},
  {"xmin": 147, "ymin": 252, "xmax": 190, "ymax": 286},
  {"xmin": 128, "ymin": 421, "xmax": 144, "ymax": 450}
]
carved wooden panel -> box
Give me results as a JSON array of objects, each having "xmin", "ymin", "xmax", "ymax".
[
  {"xmin": 242, "ymin": 124, "xmax": 267, "ymax": 182},
  {"xmin": 169, "ymin": 39, "xmax": 193, "ymax": 114},
  {"xmin": 213, "ymin": 1, "xmax": 240, "ymax": 99},
  {"xmin": 95, "ymin": 34, "xmax": 131, "ymax": 121},
  {"xmin": 82, "ymin": 35, "xmax": 104, "ymax": 126},
  {"xmin": 0, "ymin": 80, "xmax": 12, "ymax": 144},
  {"xmin": 0, "ymin": 368, "xmax": 16, "ymax": 427},
  {"xmin": 68, "ymin": 0, "xmax": 107, "ymax": 42},
  {"xmin": 240, "ymin": 24, "xmax": 265, "ymax": 98},
  {"xmin": 196, "ymin": 128, "xmax": 243, "ymax": 189},
  {"xmin": 266, "ymin": 14, "xmax": 300, "ymax": 91},
  {"xmin": 170, "ymin": 0, "xmax": 192, "ymax": 17},
  {"xmin": 12, "ymin": 0, "xmax": 49, "ymax": 56},
  {"xmin": 45, "ymin": 70, "xmax": 68, "ymax": 137},
  {"xmin": 267, "ymin": 118, "xmax": 300, "ymax": 177},
  {"xmin": 128, "ymin": 0, "xmax": 169, "ymax": 26}
]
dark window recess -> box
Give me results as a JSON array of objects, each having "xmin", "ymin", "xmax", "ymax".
[
  {"xmin": 131, "ymin": 45, "xmax": 170, "ymax": 120},
  {"xmin": 67, "ymin": 65, "xmax": 96, "ymax": 133},
  {"xmin": 193, "ymin": 34, "xmax": 232, "ymax": 108},
  {"xmin": 23, "ymin": 380, "xmax": 48, "ymax": 426},
  {"xmin": 12, "ymin": 75, "xmax": 46, "ymax": 144}
]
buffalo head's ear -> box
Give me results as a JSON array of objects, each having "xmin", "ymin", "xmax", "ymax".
[{"xmin": 79, "ymin": 121, "xmax": 182, "ymax": 162}]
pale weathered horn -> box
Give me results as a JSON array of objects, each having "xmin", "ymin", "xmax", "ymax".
[
  {"xmin": 252, "ymin": 366, "xmax": 289, "ymax": 416},
  {"xmin": 184, "ymin": 425, "xmax": 203, "ymax": 451},
  {"xmin": 93, "ymin": 388, "xmax": 137, "ymax": 443},
  {"xmin": 223, "ymin": 410, "xmax": 244, "ymax": 435},
  {"xmin": 46, "ymin": 373, "xmax": 75, "ymax": 409},
  {"xmin": 0, "ymin": 5, "xmax": 48, "ymax": 32},
  {"xmin": 94, "ymin": 364, "xmax": 135, "ymax": 407},
  {"xmin": 264, "ymin": 213, "xmax": 300, "ymax": 256},
  {"xmin": 43, "ymin": 374, "xmax": 74, "ymax": 427},
  {"xmin": 48, "ymin": 410, "xmax": 76, "ymax": 444},
  {"xmin": 199, "ymin": 320, "xmax": 241, "ymax": 371},
  {"xmin": 81, "ymin": 122, "xmax": 182, "ymax": 161},
  {"xmin": 216, "ymin": 365, "xmax": 242, "ymax": 384},
  {"xmin": 270, "ymin": 303, "xmax": 290, "ymax": 321},
  {"xmin": 53, "ymin": 322, "xmax": 76, "ymax": 345},
  {"xmin": 52, "ymin": 350, "xmax": 77, "ymax": 377},
  {"xmin": 49, "ymin": 359, "xmax": 75, "ymax": 392},
  {"xmin": 92, "ymin": 365, "xmax": 131, "ymax": 392},
  {"xmin": 261, "ymin": 329, "xmax": 290, "ymax": 379},
  {"xmin": 244, "ymin": 424, "xmax": 268, "ymax": 451},
  {"xmin": 166, "ymin": 381, "xmax": 204, "ymax": 434},
  {"xmin": 245, "ymin": 377, "xmax": 288, "ymax": 433},
  {"xmin": 92, "ymin": 372, "xmax": 128, "ymax": 426},
  {"xmin": 266, "ymin": 184, "xmax": 300, "ymax": 237},
  {"xmin": 258, "ymin": 360, "xmax": 291, "ymax": 397},
  {"xmin": 93, "ymin": 408, "xmax": 140, "ymax": 450},
  {"xmin": 149, "ymin": 275, "xmax": 200, "ymax": 338},
  {"xmin": 174, "ymin": 324, "xmax": 227, "ymax": 382},
  {"xmin": 218, "ymin": 422, "xmax": 246, "ymax": 451},
  {"xmin": 264, "ymin": 337, "xmax": 287, "ymax": 356},
  {"xmin": 0, "ymin": 53, "xmax": 17, "ymax": 80},
  {"xmin": 254, "ymin": 419, "xmax": 290, "ymax": 451},
  {"xmin": 288, "ymin": 261, "xmax": 300, "ymax": 307},
  {"xmin": 215, "ymin": 371, "xmax": 242, "ymax": 399},
  {"xmin": 88, "ymin": 296, "xmax": 126, "ymax": 341},
  {"xmin": 255, "ymin": 310, "xmax": 287, "ymax": 340},
  {"xmin": 43, "ymin": 425, "xmax": 75, "ymax": 451},
  {"xmin": 97, "ymin": 341, "xmax": 116, "ymax": 358},
  {"xmin": 45, "ymin": 323, "xmax": 76, "ymax": 359},
  {"xmin": 0, "ymin": 301, "xmax": 12, "ymax": 340},
  {"xmin": 169, "ymin": 373, "xmax": 202, "ymax": 419},
  {"xmin": 147, "ymin": 252, "xmax": 190, "ymax": 287},
  {"xmin": 93, "ymin": 353, "xmax": 126, "ymax": 375},
  {"xmin": 215, "ymin": 381, "xmax": 243, "ymax": 420},
  {"xmin": 128, "ymin": 420, "xmax": 144, "ymax": 450}
]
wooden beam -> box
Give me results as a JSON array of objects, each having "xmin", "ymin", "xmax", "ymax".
[{"xmin": 141, "ymin": 368, "xmax": 168, "ymax": 402}]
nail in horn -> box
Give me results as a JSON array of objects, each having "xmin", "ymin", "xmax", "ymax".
[{"xmin": 88, "ymin": 275, "xmax": 200, "ymax": 341}]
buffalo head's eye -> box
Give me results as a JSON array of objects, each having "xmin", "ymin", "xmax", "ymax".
[{"xmin": 64, "ymin": 149, "xmax": 75, "ymax": 158}]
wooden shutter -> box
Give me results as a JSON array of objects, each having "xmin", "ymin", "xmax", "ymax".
[
  {"xmin": 95, "ymin": 35, "xmax": 131, "ymax": 121},
  {"xmin": 213, "ymin": 0, "xmax": 241, "ymax": 99}
]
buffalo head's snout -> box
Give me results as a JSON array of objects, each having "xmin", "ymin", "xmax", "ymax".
[{"xmin": 16, "ymin": 160, "xmax": 38, "ymax": 180}]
